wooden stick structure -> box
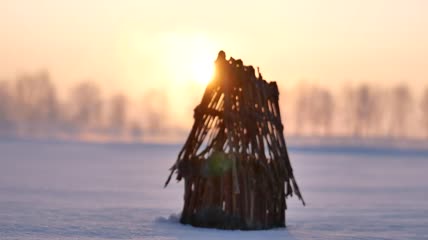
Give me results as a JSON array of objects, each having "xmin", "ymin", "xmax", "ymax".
[{"xmin": 165, "ymin": 51, "xmax": 304, "ymax": 230}]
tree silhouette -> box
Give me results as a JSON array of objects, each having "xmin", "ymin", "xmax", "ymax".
[
  {"xmin": 388, "ymin": 85, "xmax": 413, "ymax": 138},
  {"xmin": 107, "ymin": 94, "xmax": 128, "ymax": 136},
  {"xmin": 14, "ymin": 71, "xmax": 58, "ymax": 137},
  {"xmin": 308, "ymin": 86, "xmax": 335, "ymax": 136},
  {"xmin": 293, "ymin": 84, "xmax": 335, "ymax": 136},
  {"xmin": 294, "ymin": 84, "xmax": 311, "ymax": 136},
  {"xmin": 142, "ymin": 89, "xmax": 169, "ymax": 135},
  {"xmin": 0, "ymin": 81, "xmax": 14, "ymax": 136},
  {"xmin": 129, "ymin": 121, "xmax": 143, "ymax": 141},
  {"xmin": 347, "ymin": 85, "xmax": 381, "ymax": 137},
  {"xmin": 68, "ymin": 81, "xmax": 103, "ymax": 132},
  {"xmin": 421, "ymin": 87, "xmax": 428, "ymax": 139}
]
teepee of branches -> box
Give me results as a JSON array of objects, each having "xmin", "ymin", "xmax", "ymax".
[{"xmin": 165, "ymin": 51, "xmax": 304, "ymax": 230}]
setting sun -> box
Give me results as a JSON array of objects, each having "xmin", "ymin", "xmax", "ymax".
[
  {"xmin": 159, "ymin": 32, "xmax": 218, "ymax": 86},
  {"xmin": 190, "ymin": 51, "xmax": 215, "ymax": 85}
]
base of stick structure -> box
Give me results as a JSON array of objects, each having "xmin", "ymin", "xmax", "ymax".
[
  {"xmin": 180, "ymin": 211, "xmax": 286, "ymax": 230},
  {"xmin": 178, "ymin": 175, "xmax": 288, "ymax": 230}
]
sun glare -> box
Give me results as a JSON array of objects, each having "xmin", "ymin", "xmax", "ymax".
[
  {"xmin": 160, "ymin": 32, "xmax": 217, "ymax": 87},
  {"xmin": 190, "ymin": 52, "xmax": 215, "ymax": 85}
]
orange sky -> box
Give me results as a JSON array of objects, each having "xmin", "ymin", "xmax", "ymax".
[{"xmin": 1, "ymin": 0, "xmax": 428, "ymax": 99}]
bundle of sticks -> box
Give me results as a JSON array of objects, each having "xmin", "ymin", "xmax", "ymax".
[{"xmin": 165, "ymin": 51, "xmax": 304, "ymax": 230}]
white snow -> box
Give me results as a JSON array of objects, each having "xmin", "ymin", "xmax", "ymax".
[{"xmin": 0, "ymin": 140, "xmax": 427, "ymax": 240}]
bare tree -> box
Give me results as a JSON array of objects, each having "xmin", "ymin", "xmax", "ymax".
[
  {"xmin": 348, "ymin": 85, "xmax": 382, "ymax": 137},
  {"xmin": 142, "ymin": 89, "xmax": 169, "ymax": 135},
  {"xmin": 421, "ymin": 87, "xmax": 428, "ymax": 138},
  {"xmin": 107, "ymin": 94, "xmax": 128, "ymax": 136},
  {"xmin": 388, "ymin": 84, "xmax": 413, "ymax": 138},
  {"xmin": 293, "ymin": 84, "xmax": 311, "ymax": 136},
  {"xmin": 341, "ymin": 86, "xmax": 355, "ymax": 136},
  {"xmin": 68, "ymin": 81, "xmax": 103, "ymax": 132},
  {"xmin": 13, "ymin": 71, "xmax": 58, "ymax": 136},
  {"xmin": 129, "ymin": 121, "xmax": 143, "ymax": 141},
  {"xmin": 0, "ymin": 81, "xmax": 15, "ymax": 135},
  {"xmin": 307, "ymin": 86, "xmax": 335, "ymax": 136},
  {"xmin": 293, "ymin": 84, "xmax": 335, "ymax": 136}
]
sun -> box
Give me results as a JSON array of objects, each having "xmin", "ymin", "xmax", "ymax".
[
  {"xmin": 160, "ymin": 32, "xmax": 218, "ymax": 86},
  {"xmin": 186, "ymin": 35, "xmax": 217, "ymax": 86},
  {"xmin": 190, "ymin": 51, "xmax": 215, "ymax": 85}
]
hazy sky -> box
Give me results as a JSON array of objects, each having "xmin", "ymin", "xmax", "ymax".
[{"xmin": 1, "ymin": 0, "xmax": 428, "ymax": 99}]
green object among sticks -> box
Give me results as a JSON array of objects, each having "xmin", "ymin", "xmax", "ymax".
[{"xmin": 202, "ymin": 151, "xmax": 233, "ymax": 177}]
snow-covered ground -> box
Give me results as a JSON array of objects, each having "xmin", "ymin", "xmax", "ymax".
[{"xmin": 0, "ymin": 140, "xmax": 427, "ymax": 240}]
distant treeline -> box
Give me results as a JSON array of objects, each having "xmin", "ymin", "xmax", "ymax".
[
  {"xmin": 0, "ymin": 71, "xmax": 181, "ymax": 142},
  {"xmin": 282, "ymin": 82, "xmax": 428, "ymax": 139},
  {"xmin": 0, "ymin": 70, "xmax": 427, "ymax": 142}
]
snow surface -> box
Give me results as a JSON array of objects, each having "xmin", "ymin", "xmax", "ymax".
[{"xmin": 0, "ymin": 140, "xmax": 427, "ymax": 240}]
